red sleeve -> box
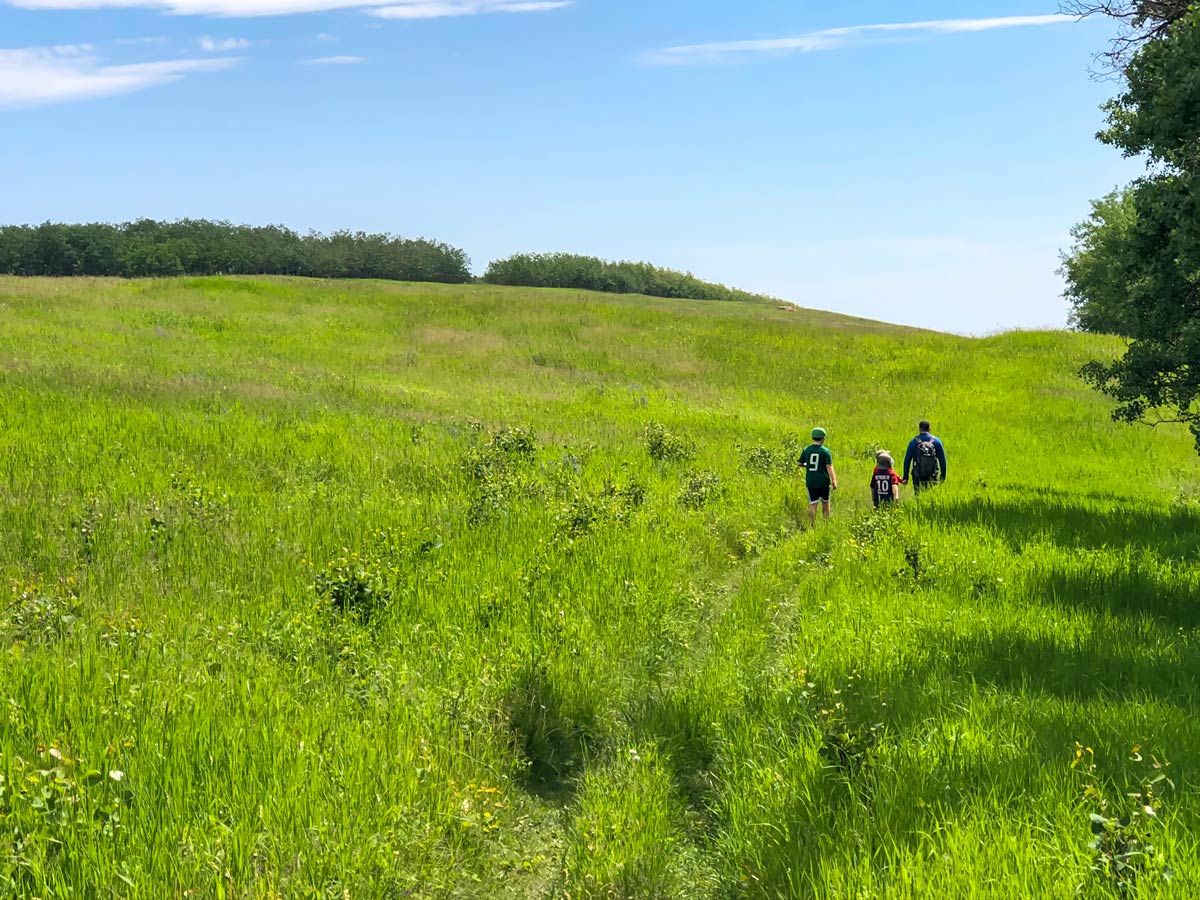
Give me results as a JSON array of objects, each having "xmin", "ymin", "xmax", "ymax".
[{"xmin": 891, "ymin": 472, "xmax": 901, "ymax": 485}]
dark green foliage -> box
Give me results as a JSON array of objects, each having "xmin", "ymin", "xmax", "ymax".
[
  {"xmin": 484, "ymin": 252, "xmax": 777, "ymax": 304},
  {"xmin": 3, "ymin": 589, "xmax": 81, "ymax": 646},
  {"xmin": 0, "ymin": 219, "xmax": 470, "ymax": 283},
  {"xmin": 1064, "ymin": 9, "xmax": 1200, "ymax": 450},
  {"xmin": 1061, "ymin": 190, "xmax": 1140, "ymax": 335},
  {"xmin": 847, "ymin": 506, "xmax": 896, "ymax": 554},
  {"xmin": 314, "ymin": 551, "xmax": 392, "ymax": 622},
  {"xmin": 69, "ymin": 499, "xmax": 104, "ymax": 563},
  {"xmin": 814, "ymin": 680, "xmax": 886, "ymax": 783},
  {"xmin": 553, "ymin": 479, "xmax": 646, "ymax": 541},
  {"xmin": 739, "ymin": 434, "xmax": 805, "ymax": 474},
  {"xmin": 678, "ymin": 471, "xmax": 723, "ymax": 510},
  {"xmin": 1075, "ymin": 744, "xmax": 1175, "ymax": 897},
  {"xmin": 0, "ymin": 748, "xmax": 130, "ymax": 892},
  {"xmin": 463, "ymin": 427, "xmax": 540, "ymax": 524},
  {"xmin": 645, "ymin": 422, "xmax": 695, "ymax": 463},
  {"xmin": 170, "ymin": 471, "xmax": 232, "ymax": 523},
  {"xmin": 900, "ymin": 542, "xmax": 930, "ymax": 584}
]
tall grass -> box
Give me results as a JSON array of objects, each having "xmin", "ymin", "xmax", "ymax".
[{"xmin": 0, "ymin": 274, "xmax": 1197, "ymax": 898}]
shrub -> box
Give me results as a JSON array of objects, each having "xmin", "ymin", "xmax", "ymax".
[
  {"xmin": 462, "ymin": 426, "xmax": 541, "ymax": 523},
  {"xmin": 4, "ymin": 588, "xmax": 81, "ymax": 646},
  {"xmin": 314, "ymin": 551, "xmax": 391, "ymax": 623},
  {"xmin": 645, "ymin": 422, "xmax": 694, "ymax": 463},
  {"xmin": 678, "ymin": 471, "xmax": 723, "ymax": 510},
  {"xmin": 484, "ymin": 252, "xmax": 779, "ymax": 304}
]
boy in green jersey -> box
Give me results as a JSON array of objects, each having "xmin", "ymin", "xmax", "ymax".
[{"xmin": 802, "ymin": 427, "xmax": 838, "ymax": 525}]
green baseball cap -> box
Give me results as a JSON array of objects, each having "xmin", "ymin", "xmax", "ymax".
[{"xmin": 811, "ymin": 427, "xmax": 827, "ymax": 440}]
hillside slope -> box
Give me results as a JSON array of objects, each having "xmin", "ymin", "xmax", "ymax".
[{"xmin": 0, "ymin": 276, "xmax": 1198, "ymax": 898}]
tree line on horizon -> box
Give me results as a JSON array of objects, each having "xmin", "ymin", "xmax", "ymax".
[
  {"xmin": 483, "ymin": 252, "xmax": 777, "ymax": 304},
  {"xmin": 0, "ymin": 220, "xmax": 777, "ymax": 306},
  {"xmin": 0, "ymin": 220, "xmax": 472, "ymax": 284}
]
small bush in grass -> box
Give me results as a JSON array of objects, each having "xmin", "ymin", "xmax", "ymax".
[
  {"xmin": 813, "ymin": 675, "xmax": 886, "ymax": 784},
  {"xmin": 739, "ymin": 434, "xmax": 805, "ymax": 475},
  {"xmin": 645, "ymin": 422, "xmax": 694, "ymax": 463},
  {"xmin": 463, "ymin": 426, "xmax": 541, "ymax": 523},
  {"xmin": 4, "ymin": 586, "xmax": 81, "ymax": 646},
  {"xmin": 68, "ymin": 498, "xmax": 104, "ymax": 562},
  {"xmin": 678, "ymin": 471, "xmax": 722, "ymax": 510},
  {"xmin": 0, "ymin": 747, "xmax": 131, "ymax": 859},
  {"xmin": 1074, "ymin": 743, "xmax": 1175, "ymax": 896},
  {"xmin": 314, "ymin": 550, "xmax": 391, "ymax": 623},
  {"xmin": 847, "ymin": 506, "xmax": 897, "ymax": 556},
  {"xmin": 741, "ymin": 445, "xmax": 777, "ymax": 475},
  {"xmin": 554, "ymin": 478, "xmax": 647, "ymax": 542}
]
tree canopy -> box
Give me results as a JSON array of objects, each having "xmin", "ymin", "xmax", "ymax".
[
  {"xmin": 0, "ymin": 220, "xmax": 472, "ymax": 284},
  {"xmin": 1062, "ymin": 7, "xmax": 1200, "ymax": 450}
]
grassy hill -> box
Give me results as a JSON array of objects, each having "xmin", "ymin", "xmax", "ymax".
[{"xmin": 1, "ymin": 275, "xmax": 1199, "ymax": 899}]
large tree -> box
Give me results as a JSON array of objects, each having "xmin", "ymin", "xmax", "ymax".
[
  {"xmin": 1062, "ymin": 4, "xmax": 1200, "ymax": 450},
  {"xmin": 1063, "ymin": 1, "xmax": 1193, "ymax": 69}
]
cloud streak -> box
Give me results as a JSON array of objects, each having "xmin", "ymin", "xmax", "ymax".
[
  {"xmin": 4, "ymin": 0, "xmax": 570, "ymax": 17},
  {"xmin": 0, "ymin": 44, "xmax": 235, "ymax": 110},
  {"xmin": 645, "ymin": 14, "xmax": 1078, "ymax": 66},
  {"xmin": 200, "ymin": 35, "xmax": 250, "ymax": 50},
  {"xmin": 305, "ymin": 54, "xmax": 365, "ymax": 64},
  {"xmin": 369, "ymin": 0, "xmax": 571, "ymax": 19}
]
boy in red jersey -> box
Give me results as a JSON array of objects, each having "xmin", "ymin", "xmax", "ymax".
[{"xmin": 871, "ymin": 451, "xmax": 901, "ymax": 508}]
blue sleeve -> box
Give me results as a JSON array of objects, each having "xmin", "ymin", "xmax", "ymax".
[
  {"xmin": 935, "ymin": 438, "xmax": 947, "ymax": 477},
  {"xmin": 903, "ymin": 438, "xmax": 916, "ymax": 479}
]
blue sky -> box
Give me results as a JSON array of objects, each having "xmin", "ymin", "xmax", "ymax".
[{"xmin": 1, "ymin": 1, "xmax": 1133, "ymax": 333}]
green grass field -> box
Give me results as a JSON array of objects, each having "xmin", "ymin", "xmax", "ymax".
[{"xmin": 1, "ymin": 275, "xmax": 1199, "ymax": 899}]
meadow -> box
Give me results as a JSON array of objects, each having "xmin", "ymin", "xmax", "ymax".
[{"xmin": 0, "ymin": 275, "xmax": 1198, "ymax": 899}]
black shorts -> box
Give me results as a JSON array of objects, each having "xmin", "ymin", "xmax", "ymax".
[
  {"xmin": 873, "ymin": 495, "xmax": 895, "ymax": 508},
  {"xmin": 807, "ymin": 486, "xmax": 831, "ymax": 504},
  {"xmin": 912, "ymin": 477, "xmax": 939, "ymax": 495}
]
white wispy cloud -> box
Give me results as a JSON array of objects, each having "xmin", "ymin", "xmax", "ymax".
[
  {"xmin": 200, "ymin": 35, "xmax": 251, "ymax": 50},
  {"xmin": 305, "ymin": 54, "xmax": 365, "ymax": 64},
  {"xmin": 115, "ymin": 35, "xmax": 170, "ymax": 45},
  {"xmin": 369, "ymin": 0, "xmax": 571, "ymax": 19},
  {"xmin": 315, "ymin": 31, "xmax": 336, "ymax": 40},
  {"xmin": 4, "ymin": 0, "xmax": 570, "ymax": 16},
  {"xmin": 645, "ymin": 14, "xmax": 1078, "ymax": 66},
  {"xmin": 0, "ymin": 44, "xmax": 236, "ymax": 110}
]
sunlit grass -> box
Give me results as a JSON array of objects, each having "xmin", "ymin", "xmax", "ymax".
[{"xmin": 0, "ymin": 275, "xmax": 1198, "ymax": 898}]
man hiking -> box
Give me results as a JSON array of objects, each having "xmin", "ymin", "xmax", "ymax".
[
  {"xmin": 802, "ymin": 427, "xmax": 838, "ymax": 525},
  {"xmin": 903, "ymin": 420, "xmax": 947, "ymax": 495}
]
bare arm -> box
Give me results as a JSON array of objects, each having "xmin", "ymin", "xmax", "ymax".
[{"xmin": 827, "ymin": 464, "xmax": 838, "ymax": 490}]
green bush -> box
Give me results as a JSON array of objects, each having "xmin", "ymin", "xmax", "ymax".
[{"xmin": 484, "ymin": 252, "xmax": 778, "ymax": 304}]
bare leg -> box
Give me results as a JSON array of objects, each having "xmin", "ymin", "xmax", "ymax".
[
  {"xmin": 808, "ymin": 503, "xmax": 818, "ymax": 526},
  {"xmin": 822, "ymin": 500, "xmax": 831, "ymax": 521}
]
